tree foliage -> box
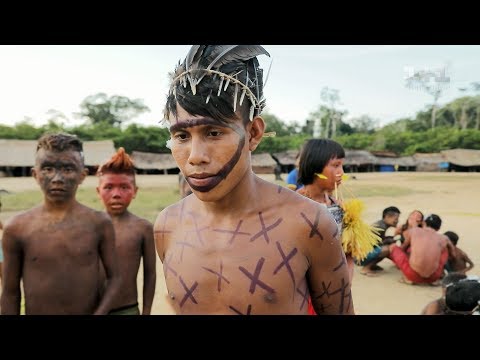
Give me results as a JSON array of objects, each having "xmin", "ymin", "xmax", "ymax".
[
  {"xmin": 76, "ymin": 93, "xmax": 150, "ymax": 127},
  {"xmin": 2, "ymin": 92, "xmax": 480, "ymax": 159}
]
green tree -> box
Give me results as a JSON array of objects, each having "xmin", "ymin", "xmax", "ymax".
[
  {"xmin": 76, "ymin": 93, "xmax": 150, "ymax": 127},
  {"xmin": 349, "ymin": 114, "xmax": 378, "ymax": 134}
]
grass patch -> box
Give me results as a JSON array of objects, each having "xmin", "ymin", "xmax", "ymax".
[{"xmin": 1, "ymin": 185, "xmax": 181, "ymax": 224}]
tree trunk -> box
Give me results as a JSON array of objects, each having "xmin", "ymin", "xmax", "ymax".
[
  {"xmin": 476, "ymin": 107, "xmax": 480, "ymax": 130},
  {"xmin": 331, "ymin": 112, "xmax": 337, "ymax": 138},
  {"xmin": 460, "ymin": 103, "xmax": 468, "ymax": 130},
  {"xmin": 431, "ymin": 104, "xmax": 437, "ymax": 129}
]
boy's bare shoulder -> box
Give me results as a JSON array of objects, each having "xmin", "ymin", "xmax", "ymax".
[
  {"xmin": 128, "ymin": 212, "xmax": 153, "ymax": 230},
  {"xmin": 76, "ymin": 203, "xmax": 111, "ymax": 223},
  {"xmin": 3, "ymin": 206, "xmax": 41, "ymax": 230}
]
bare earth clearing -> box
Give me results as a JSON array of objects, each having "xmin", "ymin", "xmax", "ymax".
[{"xmin": 1, "ymin": 172, "xmax": 478, "ymax": 315}]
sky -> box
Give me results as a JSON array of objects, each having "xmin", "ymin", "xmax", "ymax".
[{"xmin": 1, "ymin": 45, "xmax": 479, "ymax": 129}]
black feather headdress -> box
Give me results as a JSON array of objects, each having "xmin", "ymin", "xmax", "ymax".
[{"xmin": 167, "ymin": 45, "xmax": 271, "ymax": 121}]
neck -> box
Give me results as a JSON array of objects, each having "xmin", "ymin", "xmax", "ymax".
[
  {"xmin": 43, "ymin": 198, "xmax": 77, "ymax": 218},
  {"xmin": 302, "ymin": 184, "xmax": 331, "ymax": 203},
  {"xmin": 109, "ymin": 210, "xmax": 131, "ymax": 222},
  {"xmin": 197, "ymin": 169, "xmax": 260, "ymax": 218}
]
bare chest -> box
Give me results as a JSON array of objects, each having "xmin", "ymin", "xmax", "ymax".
[{"xmin": 163, "ymin": 215, "xmax": 309, "ymax": 314}]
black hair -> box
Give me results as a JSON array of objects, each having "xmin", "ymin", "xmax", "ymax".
[
  {"xmin": 297, "ymin": 138, "xmax": 345, "ymax": 185},
  {"xmin": 425, "ymin": 214, "xmax": 442, "ymax": 231},
  {"xmin": 444, "ymin": 231, "xmax": 459, "ymax": 246},
  {"xmin": 445, "ymin": 279, "xmax": 480, "ymax": 313},
  {"xmin": 36, "ymin": 132, "xmax": 84, "ymax": 165},
  {"xmin": 441, "ymin": 272, "xmax": 467, "ymax": 287},
  {"xmin": 165, "ymin": 46, "xmax": 267, "ymax": 126},
  {"xmin": 382, "ymin": 206, "xmax": 401, "ymax": 219}
]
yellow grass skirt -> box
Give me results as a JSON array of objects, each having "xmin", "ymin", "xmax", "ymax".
[{"xmin": 341, "ymin": 198, "xmax": 381, "ymax": 261}]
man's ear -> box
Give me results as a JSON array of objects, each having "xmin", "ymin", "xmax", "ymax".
[
  {"xmin": 31, "ymin": 167, "xmax": 38, "ymax": 182},
  {"xmin": 79, "ymin": 168, "xmax": 88, "ymax": 184},
  {"xmin": 247, "ymin": 116, "xmax": 265, "ymax": 152}
]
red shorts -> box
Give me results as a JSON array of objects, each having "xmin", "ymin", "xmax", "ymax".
[{"xmin": 389, "ymin": 246, "xmax": 448, "ymax": 283}]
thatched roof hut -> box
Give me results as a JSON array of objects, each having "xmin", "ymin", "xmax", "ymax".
[
  {"xmin": 374, "ymin": 156, "xmax": 417, "ymax": 171},
  {"xmin": 131, "ymin": 151, "xmax": 178, "ymax": 174},
  {"xmin": 441, "ymin": 149, "xmax": 480, "ymax": 171},
  {"xmin": 344, "ymin": 150, "xmax": 376, "ymax": 172},
  {"xmin": 413, "ymin": 153, "xmax": 446, "ymax": 172},
  {"xmin": 0, "ymin": 139, "xmax": 37, "ymax": 167},
  {"xmin": 0, "ymin": 139, "xmax": 116, "ymax": 176},
  {"xmin": 251, "ymin": 152, "xmax": 277, "ymax": 174},
  {"xmin": 83, "ymin": 140, "xmax": 116, "ymax": 167}
]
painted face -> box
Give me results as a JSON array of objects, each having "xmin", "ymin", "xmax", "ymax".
[
  {"xmin": 316, "ymin": 157, "xmax": 345, "ymax": 191},
  {"xmin": 169, "ymin": 105, "xmax": 249, "ymax": 200},
  {"xmin": 33, "ymin": 149, "xmax": 86, "ymax": 202},
  {"xmin": 407, "ymin": 210, "xmax": 423, "ymax": 227},
  {"xmin": 97, "ymin": 173, "xmax": 137, "ymax": 215}
]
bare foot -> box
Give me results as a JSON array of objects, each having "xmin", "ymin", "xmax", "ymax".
[
  {"xmin": 370, "ymin": 264, "xmax": 384, "ymax": 271},
  {"xmin": 360, "ymin": 270, "xmax": 380, "ymax": 277},
  {"xmin": 398, "ymin": 277, "xmax": 414, "ymax": 285}
]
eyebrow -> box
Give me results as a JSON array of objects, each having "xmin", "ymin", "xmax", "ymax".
[{"xmin": 169, "ymin": 118, "xmax": 229, "ymax": 133}]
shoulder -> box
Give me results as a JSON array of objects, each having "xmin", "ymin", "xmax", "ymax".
[
  {"xmin": 130, "ymin": 213, "xmax": 154, "ymax": 232},
  {"xmin": 77, "ymin": 203, "xmax": 112, "ymax": 224},
  {"xmin": 154, "ymin": 200, "xmax": 183, "ymax": 229},
  {"xmin": 3, "ymin": 207, "xmax": 41, "ymax": 230}
]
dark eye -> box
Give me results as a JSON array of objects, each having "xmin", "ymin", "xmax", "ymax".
[
  {"xmin": 174, "ymin": 133, "xmax": 189, "ymax": 141},
  {"xmin": 42, "ymin": 166, "xmax": 54, "ymax": 173},
  {"xmin": 208, "ymin": 130, "xmax": 222, "ymax": 137}
]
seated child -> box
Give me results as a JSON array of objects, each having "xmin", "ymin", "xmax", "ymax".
[{"xmin": 444, "ymin": 231, "xmax": 474, "ymax": 274}]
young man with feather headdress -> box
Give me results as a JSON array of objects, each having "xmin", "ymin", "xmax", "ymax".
[{"xmin": 154, "ymin": 45, "xmax": 354, "ymax": 315}]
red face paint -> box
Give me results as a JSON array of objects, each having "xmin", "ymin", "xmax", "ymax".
[{"xmin": 97, "ymin": 173, "xmax": 137, "ymax": 215}]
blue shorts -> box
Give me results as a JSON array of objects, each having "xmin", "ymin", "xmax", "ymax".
[
  {"xmin": 356, "ymin": 245, "xmax": 382, "ymax": 266},
  {"xmin": 0, "ymin": 242, "xmax": 3, "ymax": 262}
]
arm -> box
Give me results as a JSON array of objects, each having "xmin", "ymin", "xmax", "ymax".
[
  {"xmin": 0, "ymin": 221, "xmax": 22, "ymax": 314},
  {"xmin": 400, "ymin": 229, "xmax": 412, "ymax": 251},
  {"xmin": 141, "ymin": 221, "xmax": 156, "ymax": 315},
  {"xmin": 153, "ymin": 211, "xmax": 168, "ymax": 263},
  {"xmin": 305, "ymin": 205, "xmax": 355, "ymax": 315},
  {"xmin": 94, "ymin": 214, "xmax": 122, "ymax": 315},
  {"xmin": 445, "ymin": 238, "xmax": 457, "ymax": 259},
  {"xmin": 459, "ymin": 249, "xmax": 474, "ymax": 273},
  {"xmin": 421, "ymin": 300, "xmax": 440, "ymax": 315}
]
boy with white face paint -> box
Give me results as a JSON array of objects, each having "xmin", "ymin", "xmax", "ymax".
[{"xmin": 154, "ymin": 45, "xmax": 354, "ymax": 315}]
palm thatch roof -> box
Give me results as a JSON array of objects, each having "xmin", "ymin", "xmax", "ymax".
[
  {"xmin": 413, "ymin": 152, "xmax": 446, "ymax": 171},
  {"xmin": 0, "ymin": 139, "xmax": 37, "ymax": 166},
  {"xmin": 252, "ymin": 152, "xmax": 277, "ymax": 174},
  {"xmin": 0, "ymin": 139, "xmax": 116, "ymax": 167},
  {"xmin": 131, "ymin": 151, "xmax": 178, "ymax": 170},
  {"xmin": 344, "ymin": 150, "xmax": 377, "ymax": 166},
  {"xmin": 83, "ymin": 140, "xmax": 116, "ymax": 166},
  {"xmin": 271, "ymin": 149, "xmax": 299, "ymax": 166},
  {"xmin": 441, "ymin": 148, "xmax": 480, "ymax": 167},
  {"xmin": 374, "ymin": 156, "xmax": 416, "ymax": 167}
]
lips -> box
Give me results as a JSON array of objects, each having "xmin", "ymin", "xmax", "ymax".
[
  {"xmin": 49, "ymin": 188, "xmax": 66, "ymax": 194},
  {"xmin": 109, "ymin": 203, "xmax": 125, "ymax": 209},
  {"xmin": 187, "ymin": 173, "xmax": 222, "ymax": 192}
]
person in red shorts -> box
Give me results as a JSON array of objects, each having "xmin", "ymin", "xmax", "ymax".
[{"xmin": 388, "ymin": 214, "xmax": 456, "ymax": 285}]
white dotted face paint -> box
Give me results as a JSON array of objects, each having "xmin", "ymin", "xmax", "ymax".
[{"xmin": 166, "ymin": 138, "xmax": 173, "ymax": 150}]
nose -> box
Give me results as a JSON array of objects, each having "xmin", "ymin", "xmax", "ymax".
[
  {"xmin": 51, "ymin": 169, "xmax": 64, "ymax": 183},
  {"xmin": 111, "ymin": 187, "xmax": 122, "ymax": 198},
  {"xmin": 188, "ymin": 137, "xmax": 210, "ymax": 166}
]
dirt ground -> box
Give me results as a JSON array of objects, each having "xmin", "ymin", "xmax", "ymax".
[{"xmin": 1, "ymin": 172, "xmax": 479, "ymax": 315}]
